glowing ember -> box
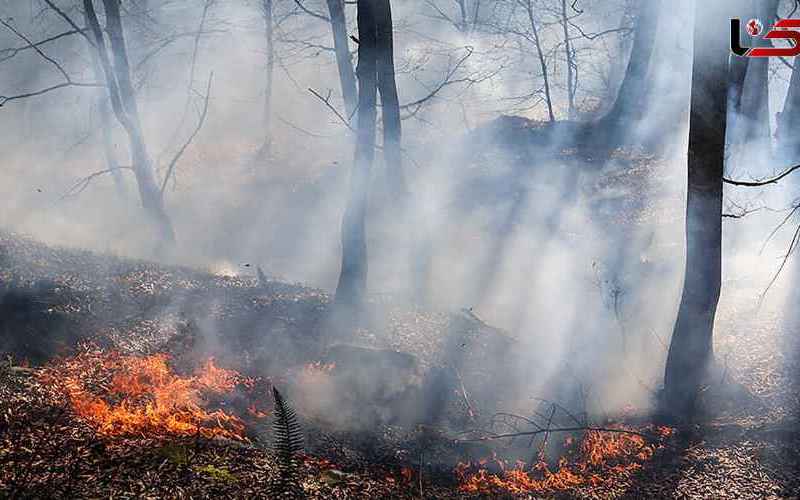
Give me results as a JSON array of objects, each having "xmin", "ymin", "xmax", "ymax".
[
  {"xmin": 456, "ymin": 425, "xmax": 673, "ymax": 496},
  {"xmin": 39, "ymin": 351, "xmax": 251, "ymax": 441}
]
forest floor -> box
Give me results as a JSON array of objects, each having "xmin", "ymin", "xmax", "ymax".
[{"xmin": 1, "ymin": 133, "xmax": 799, "ymax": 498}]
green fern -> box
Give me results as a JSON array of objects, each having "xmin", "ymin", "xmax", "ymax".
[{"xmin": 270, "ymin": 387, "xmax": 304, "ymax": 498}]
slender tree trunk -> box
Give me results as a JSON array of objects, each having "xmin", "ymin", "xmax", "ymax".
[
  {"xmin": 263, "ymin": 0, "xmax": 275, "ymax": 155},
  {"xmin": 326, "ymin": 0, "xmax": 358, "ymax": 119},
  {"xmin": 335, "ymin": 0, "xmax": 378, "ymax": 306},
  {"xmin": 84, "ymin": 9, "xmax": 126, "ymax": 197},
  {"xmin": 375, "ymin": 0, "xmax": 407, "ymax": 199},
  {"xmin": 736, "ymin": 0, "xmax": 777, "ymax": 153},
  {"xmin": 778, "ymin": 59, "xmax": 800, "ymax": 162},
  {"xmin": 663, "ymin": 1, "xmax": 730, "ymax": 417},
  {"xmin": 524, "ymin": 0, "xmax": 555, "ymax": 122},
  {"xmin": 560, "ymin": 0, "xmax": 576, "ymax": 119},
  {"xmin": 604, "ymin": 0, "xmax": 659, "ymax": 125},
  {"xmin": 85, "ymin": 0, "xmax": 175, "ymax": 246}
]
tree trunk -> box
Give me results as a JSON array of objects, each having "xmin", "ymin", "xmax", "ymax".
[
  {"xmin": 778, "ymin": 53, "xmax": 800, "ymax": 162},
  {"xmin": 375, "ymin": 0, "xmax": 407, "ymax": 199},
  {"xmin": 663, "ymin": 1, "xmax": 730, "ymax": 417},
  {"xmin": 85, "ymin": 0, "xmax": 175, "ymax": 247},
  {"xmin": 560, "ymin": 0, "xmax": 576, "ymax": 120},
  {"xmin": 734, "ymin": 0, "xmax": 777, "ymax": 155},
  {"xmin": 84, "ymin": 9, "xmax": 126, "ymax": 198},
  {"xmin": 524, "ymin": 0, "xmax": 555, "ymax": 122},
  {"xmin": 604, "ymin": 0, "xmax": 659, "ymax": 125},
  {"xmin": 326, "ymin": 0, "xmax": 358, "ymax": 119},
  {"xmin": 335, "ymin": 0, "xmax": 378, "ymax": 307},
  {"xmin": 263, "ymin": 0, "xmax": 275, "ymax": 155}
]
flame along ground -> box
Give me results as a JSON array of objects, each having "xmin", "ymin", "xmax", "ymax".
[
  {"xmin": 38, "ymin": 350, "xmax": 268, "ymax": 441},
  {"xmin": 455, "ymin": 425, "xmax": 674, "ymax": 496}
]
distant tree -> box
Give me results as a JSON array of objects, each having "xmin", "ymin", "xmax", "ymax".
[
  {"xmin": 663, "ymin": 1, "xmax": 732, "ymax": 417},
  {"xmin": 602, "ymin": 0, "xmax": 659, "ymax": 127},
  {"xmin": 261, "ymin": 0, "xmax": 276, "ymax": 157},
  {"xmin": 730, "ymin": 0, "xmax": 778, "ymax": 157},
  {"xmin": 85, "ymin": 0, "xmax": 176, "ymax": 246}
]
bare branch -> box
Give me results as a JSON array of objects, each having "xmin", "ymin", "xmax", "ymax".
[
  {"xmin": 0, "ymin": 29, "xmax": 85, "ymax": 63},
  {"xmin": 724, "ymin": 163, "xmax": 800, "ymax": 186},
  {"xmin": 160, "ymin": 73, "xmax": 213, "ymax": 195},
  {"xmin": 61, "ymin": 166, "xmax": 134, "ymax": 200}
]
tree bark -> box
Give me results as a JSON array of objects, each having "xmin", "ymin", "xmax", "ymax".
[
  {"xmin": 560, "ymin": 0, "xmax": 576, "ymax": 120},
  {"xmin": 335, "ymin": 0, "xmax": 378, "ymax": 307},
  {"xmin": 604, "ymin": 0, "xmax": 659, "ymax": 125},
  {"xmin": 263, "ymin": 0, "xmax": 275, "ymax": 156},
  {"xmin": 778, "ymin": 59, "xmax": 800, "ymax": 162},
  {"xmin": 375, "ymin": 0, "xmax": 407, "ymax": 199},
  {"xmin": 524, "ymin": 0, "xmax": 555, "ymax": 122},
  {"xmin": 326, "ymin": 0, "xmax": 358, "ymax": 119},
  {"xmin": 663, "ymin": 1, "xmax": 730, "ymax": 417},
  {"xmin": 85, "ymin": 0, "xmax": 175, "ymax": 247},
  {"xmin": 84, "ymin": 9, "xmax": 126, "ymax": 198},
  {"xmin": 734, "ymin": 0, "xmax": 777, "ymax": 154}
]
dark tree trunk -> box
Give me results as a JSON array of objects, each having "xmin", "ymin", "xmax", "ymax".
[
  {"xmin": 334, "ymin": 0, "xmax": 378, "ymax": 307},
  {"xmin": 663, "ymin": 2, "xmax": 730, "ymax": 417},
  {"xmin": 604, "ymin": 0, "xmax": 659, "ymax": 125},
  {"xmin": 374, "ymin": 0, "xmax": 407, "ymax": 199},
  {"xmin": 327, "ymin": 0, "xmax": 358, "ymax": 119},
  {"xmin": 85, "ymin": 0, "xmax": 175, "ymax": 247}
]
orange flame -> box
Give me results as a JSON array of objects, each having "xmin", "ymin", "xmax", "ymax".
[
  {"xmin": 40, "ymin": 351, "xmax": 248, "ymax": 441},
  {"xmin": 456, "ymin": 425, "xmax": 672, "ymax": 496}
]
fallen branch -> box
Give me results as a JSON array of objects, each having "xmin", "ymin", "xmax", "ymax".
[{"xmin": 456, "ymin": 426, "xmax": 657, "ymax": 443}]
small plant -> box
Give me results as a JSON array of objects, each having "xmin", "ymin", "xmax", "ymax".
[
  {"xmin": 270, "ymin": 387, "xmax": 305, "ymax": 498},
  {"xmin": 194, "ymin": 464, "xmax": 238, "ymax": 482}
]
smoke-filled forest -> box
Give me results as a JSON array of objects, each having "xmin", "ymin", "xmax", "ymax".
[{"xmin": 0, "ymin": 0, "xmax": 799, "ymax": 498}]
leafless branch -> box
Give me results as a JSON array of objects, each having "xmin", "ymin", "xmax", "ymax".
[
  {"xmin": 61, "ymin": 166, "xmax": 133, "ymax": 200},
  {"xmin": 724, "ymin": 163, "xmax": 800, "ymax": 186},
  {"xmin": 0, "ymin": 29, "xmax": 85, "ymax": 63},
  {"xmin": 161, "ymin": 73, "xmax": 213, "ymax": 195}
]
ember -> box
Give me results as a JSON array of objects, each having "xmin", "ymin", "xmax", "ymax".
[
  {"xmin": 456, "ymin": 425, "xmax": 673, "ymax": 496},
  {"xmin": 39, "ymin": 350, "xmax": 250, "ymax": 441}
]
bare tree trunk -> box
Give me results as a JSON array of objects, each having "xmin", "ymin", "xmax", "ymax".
[
  {"xmin": 604, "ymin": 0, "xmax": 659, "ymax": 125},
  {"xmin": 663, "ymin": 1, "xmax": 730, "ymax": 418},
  {"xmin": 375, "ymin": 0, "xmax": 407, "ymax": 199},
  {"xmin": 335, "ymin": 0, "xmax": 378, "ymax": 307},
  {"xmin": 85, "ymin": 0, "xmax": 175, "ymax": 247},
  {"xmin": 560, "ymin": 0, "xmax": 576, "ymax": 119},
  {"xmin": 326, "ymin": 0, "xmax": 358, "ymax": 119},
  {"xmin": 262, "ymin": 0, "xmax": 275, "ymax": 156},
  {"xmin": 778, "ymin": 59, "xmax": 800, "ymax": 162},
  {"xmin": 524, "ymin": 0, "xmax": 555, "ymax": 122},
  {"xmin": 735, "ymin": 0, "xmax": 777, "ymax": 154},
  {"xmin": 84, "ymin": 9, "xmax": 126, "ymax": 198}
]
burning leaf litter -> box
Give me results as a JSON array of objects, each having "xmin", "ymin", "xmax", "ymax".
[
  {"xmin": 455, "ymin": 425, "xmax": 674, "ymax": 496},
  {"xmin": 38, "ymin": 349, "xmax": 263, "ymax": 441}
]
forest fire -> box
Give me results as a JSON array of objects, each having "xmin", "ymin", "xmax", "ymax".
[
  {"xmin": 455, "ymin": 426, "xmax": 674, "ymax": 496},
  {"xmin": 38, "ymin": 350, "xmax": 257, "ymax": 441}
]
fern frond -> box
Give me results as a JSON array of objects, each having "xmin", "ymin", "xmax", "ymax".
[{"xmin": 269, "ymin": 387, "xmax": 304, "ymax": 498}]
